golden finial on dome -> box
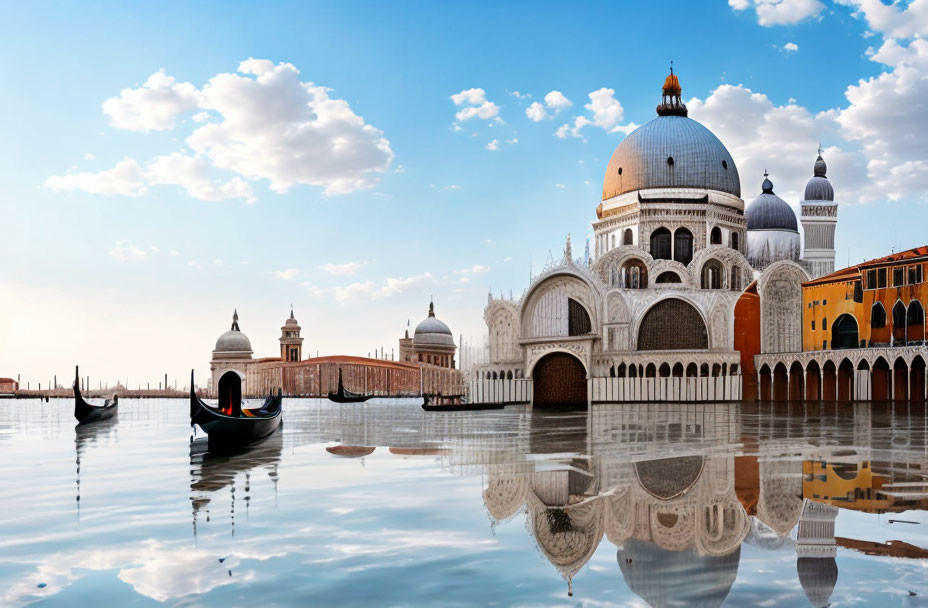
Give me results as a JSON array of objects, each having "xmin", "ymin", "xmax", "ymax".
[
  {"xmin": 662, "ymin": 61, "xmax": 681, "ymax": 97},
  {"xmin": 656, "ymin": 61, "xmax": 687, "ymax": 117}
]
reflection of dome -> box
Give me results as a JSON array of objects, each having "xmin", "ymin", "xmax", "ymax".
[
  {"xmin": 803, "ymin": 154, "xmax": 834, "ymax": 201},
  {"xmin": 635, "ymin": 456, "xmax": 705, "ymax": 499},
  {"xmin": 797, "ymin": 557, "xmax": 838, "ymax": 608},
  {"xmin": 746, "ymin": 176, "xmax": 798, "ymax": 231},
  {"xmin": 213, "ymin": 310, "xmax": 253, "ymax": 355},
  {"xmin": 413, "ymin": 301, "xmax": 455, "ymax": 348},
  {"xmin": 602, "ymin": 71, "xmax": 739, "ymax": 201},
  {"xmin": 618, "ymin": 539, "xmax": 741, "ymax": 608}
]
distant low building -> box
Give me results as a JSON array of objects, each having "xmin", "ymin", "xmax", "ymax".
[
  {"xmin": 0, "ymin": 378, "xmax": 18, "ymax": 395},
  {"xmin": 209, "ymin": 307, "xmax": 462, "ymax": 398}
]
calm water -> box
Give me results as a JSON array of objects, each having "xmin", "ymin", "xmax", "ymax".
[{"xmin": 1, "ymin": 399, "xmax": 927, "ymax": 607}]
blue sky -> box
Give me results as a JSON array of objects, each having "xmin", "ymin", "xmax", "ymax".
[{"xmin": 2, "ymin": 0, "xmax": 927, "ymax": 386}]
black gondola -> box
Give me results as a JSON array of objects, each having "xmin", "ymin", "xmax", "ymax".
[
  {"xmin": 327, "ymin": 369, "xmax": 371, "ymax": 403},
  {"xmin": 189, "ymin": 370, "xmax": 282, "ymax": 451},
  {"xmin": 73, "ymin": 366, "xmax": 118, "ymax": 425}
]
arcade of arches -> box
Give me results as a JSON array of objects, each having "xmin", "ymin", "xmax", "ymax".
[
  {"xmin": 756, "ymin": 348, "xmax": 927, "ymax": 402},
  {"xmin": 532, "ymin": 352, "xmax": 588, "ymax": 407}
]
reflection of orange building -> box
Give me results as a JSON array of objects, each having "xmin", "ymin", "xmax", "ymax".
[
  {"xmin": 802, "ymin": 246, "xmax": 927, "ymax": 351},
  {"xmin": 802, "ymin": 460, "xmax": 928, "ymax": 513}
]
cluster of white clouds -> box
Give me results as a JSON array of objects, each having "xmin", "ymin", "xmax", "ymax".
[
  {"xmin": 47, "ymin": 59, "xmax": 394, "ymax": 201},
  {"xmin": 450, "ymin": 88, "xmax": 500, "ymax": 123},
  {"xmin": 556, "ymin": 88, "xmax": 636, "ymax": 139},
  {"xmin": 728, "ymin": 0, "xmax": 825, "ymax": 26},
  {"xmin": 525, "ymin": 91, "xmax": 572, "ymax": 122},
  {"xmin": 304, "ymin": 272, "xmax": 435, "ymax": 303},
  {"xmin": 321, "ymin": 260, "xmax": 367, "ymax": 276},
  {"xmin": 718, "ymin": 0, "xmax": 928, "ymax": 203}
]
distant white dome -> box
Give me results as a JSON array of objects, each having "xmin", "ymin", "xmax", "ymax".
[
  {"xmin": 213, "ymin": 310, "xmax": 253, "ymax": 355},
  {"xmin": 413, "ymin": 302, "xmax": 455, "ymax": 348},
  {"xmin": 746, "ymin": 175, "xmax": 800, "ymax": 270}
]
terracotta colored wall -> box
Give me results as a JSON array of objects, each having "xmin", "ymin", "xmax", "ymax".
[{"xmin": 734, "ymin": 289, "xmax": 761, "ymax": 400}]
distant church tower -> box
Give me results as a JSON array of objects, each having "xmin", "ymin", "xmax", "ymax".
[
  {"xmin": 800, "ymin": 151, "xmax": 838, "ymax": 279},
  {"xmin": 279, "ymin": 307, "xmax": 304, "ymax": 362}
]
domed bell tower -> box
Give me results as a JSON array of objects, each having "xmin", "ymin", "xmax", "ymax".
[
  {"xmin": 800, "ymin": 149, "xmax": 838, "ymax": 279},
  {"xmin": 279, "ymin": 307, "xmax": 304, "ymax": 362}
]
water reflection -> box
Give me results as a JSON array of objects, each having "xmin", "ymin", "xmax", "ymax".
[
  {"xmin": 1, "ymin": 399, "xmax": 926, "ymax": 606},
  {"xmin": 189, "ymin": 430, "xmax": 282, "ymax": 536},
  {"xmin": 74, "ymin": 417, "xmax": 118, "ymax": 518}
]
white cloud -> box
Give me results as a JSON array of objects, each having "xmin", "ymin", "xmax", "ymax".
[
  {"xmin": 556, "ymin": 88, "xmax": 634, "ymax": 138},
  {"xmin": 510, "ymin": 91, "xmax": 531, "ymax": 99},
  {"xmin": 71, "ymin": 59, "xmax": 394, "ymax": 199},
  {"xmin": 784, "ymin": 42, "xmax": 799, "ymax": 52},
  {"xmin": 146, "ymin": 152, "xmax": 255, "ymax": 202},
  {"xmin": 506, "ymin": 137, "xmax": 518, "ymax": 145},
  {"xmin": 526, "ymin": 101, "xmax": 548, "ymax": 122},
  {"xmin": 525, "ymin": 91, "xmax": 572, "ymax": 122},
  {"xmin": 188, "ymin": 59, "xmax": 393, "ymax": 195},
  {"xmin": 186, "ymin": 260, "xmax": 201, "ymax": 270},
  {"xmin": 485, "ymin": 138, "xmax": 500, "ymax": 151},
  {"xmin": 83, "ymin": 152, "xmax": 95, "ymax": 160},
  {"xmin": 835, "ymin": 0, "xmax": 928, "ymax": 39},
  {"xmin": 108, "ymin": 240, "xmax": 148, "ymax": 262},
  {"xmin": 305, "ymin": 272, "xmax": 434, "ymax": 303},
  {"xmin": 320, "ymin": 261, "xmax": 366, "ymax": 276},
  {"xmin": 274, "ymin": 268, "xmax": 300, "ymax": 280},
  {"xmin": 729, "ymin": 0, "xmax": 825, "ymax": 26},
  {"xmin": 687, "ymin": 84, "xmax": 869, "ymax": 203},
  {"xmin": 45, "ymin": 158, "xmax": 147, "ymax": 197},
  {"xmin": 544, "ymin": 90, "xmax": 572, "ymax": 109},
  {"xmin": 456, "ymin": 264, "xmax": 490, "ymax": 275},
  {"xmin": 450, "ymin": 87, "xmax": 500, "ymax": 122},
  {"xmin": 102, "ymin": 70, "xmax": 201, "ymax": 132}
]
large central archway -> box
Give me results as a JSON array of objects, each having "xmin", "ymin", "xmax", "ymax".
[
  {"xmin": 532, "ymin": 352, "xmax": 587, "ymax": 408},
  {"xmin": 637, "ymin": 298, "xmax": 709, "ymax": 350}
]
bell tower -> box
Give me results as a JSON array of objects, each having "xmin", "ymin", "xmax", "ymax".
[
  {"xmin": 279, "ymin": 307, "xmax": 304, "ymax": 362},
  {"xmin": 800, "ymin": 149, "xmax": 838, "ymax": 279}
]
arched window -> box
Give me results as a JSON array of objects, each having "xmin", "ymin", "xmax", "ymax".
[
  {"xmin": 908, "ymin": 300, "xmax": 924, "ymax": 326},
  {"xmin": 710, "ymin": 227, "xmax": 722, "ymax": 245},
  {"xmin": 611, "ymin": 234, "xmax": 616, "ymax": 250},
  {"xmin": 871, "ymin": 302, "xmax": 886, "ymax": 328},
  {"xmin": 650, "ymin": 227, "xmax": 671, "ymax": 260},
  {"xmin": 893, "ymin": 301, "xmax": 907, "ymax": 342},
  {"xmin": 609, "ymin": 365, "xmax": 616, "ymax": 378},
  {"xmin": 730, "ymin": 267, "xmax": 741, "ymax": 291},
  {"xmin": 730, "ymin": 232, "xmax": 739, "ymax": 251},
  {"xmin": 832, "ymin": 314, "xmax": 859, "ymax": 350},
  {"xmin": 622, "ymin": 260, "xmax": 648, "ymax": 289},
  {"xmin": 701, "ymin": 260, "xmax": 724, "ymax": 289},
  {"xmin": 673, "ymin": 228, "xmax": 694, "ymax": 265},
  {"xmin": 623, "ymin": 228, "xmax": 634, "ymax": 245},
  {"xmin": 617, "ymin": 363, "xmax": 627, "ymax": 378},
  {"xmin": 656, "ymin": 271, "xmax": 681, "ymax": 284},
  {"xmin": 568, "ymin": 298, "xmax": 591, "ymax": 336},
  {"xmin": 506, "ymin": 370, "xmax": 513, "ymax": 380}
]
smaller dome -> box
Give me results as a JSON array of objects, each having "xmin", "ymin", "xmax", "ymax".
[
  {"xmin": 746, "ymin": 174, "xmax": 798, "ymax": 232},
  {"xmin": 214, "ymin": 309, "xmax": 253, "ymax": 354},
  {"xmin": 414, "ymin": 301, "xmax": 455, "ymax": 348},
  {"xmin": 804, "ymin": 155, "xmax": 834, "ymax": 201}
]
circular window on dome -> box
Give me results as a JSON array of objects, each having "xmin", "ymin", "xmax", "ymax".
[
  {"xmin": 666, "ymin": 156, "xmax": 674, "ymax": 166},
  {"xmin": 617, "ymin": 167, "xmax": 623, "ymax": 175},
  {"xmin": 722, "ymin": 160, "xmax": 728, "ymax": 170}
]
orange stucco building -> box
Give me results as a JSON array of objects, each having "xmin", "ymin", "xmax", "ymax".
[{"xmin": 802, "ymin": 246, "xmax": 927, "ymax": 351}]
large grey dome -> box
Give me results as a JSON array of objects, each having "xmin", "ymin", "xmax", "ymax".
[
  {"xmin": 803, "ymin": 155, "xmax": 834, "ymax": 201},
  {"xmin": 797, "ymin": 557, "xmax": 838, "ymax": 608},
  {"xmin": 214, "ymin": 310, "xmax": 253, "ymax": 354},
  {"xmin": 602, "ymin": 115, "xmax": 741, "ymax": 200},
  {"xmin": 413, "ymin": 302, "xmax": 455, "ymax": 348},
  {"xmin": 746, "ymin": 176, "xmax": 798, "ymax": 232}
]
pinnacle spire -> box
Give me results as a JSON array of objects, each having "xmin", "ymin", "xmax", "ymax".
[{"xmin": 231, "ymin": 309, "xmax": 240, "ymax": 331}]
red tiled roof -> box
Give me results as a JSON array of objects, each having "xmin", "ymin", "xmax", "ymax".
[{"xmin": 805, "ymin": 245, "xmax": 928, "ymax": 286}]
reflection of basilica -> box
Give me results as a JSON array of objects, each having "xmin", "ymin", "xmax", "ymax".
[{"xmin": 183, "ymin": 401, "xmax": 927, "ymax": 606}]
